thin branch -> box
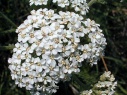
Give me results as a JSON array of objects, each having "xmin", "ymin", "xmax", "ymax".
[{"xmin": 100, "ymin": 56, "xmax": 108, "ymax": 72}]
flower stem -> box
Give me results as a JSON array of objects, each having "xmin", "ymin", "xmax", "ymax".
[
  {"xmin": 0, "ymin": 29, "xmax": 16, "ymax": 34},
  {"xmin": 88, "ymin": 0, "xmax": 98, "ymax": 7},
  {"xmin": 0, "ymin": 12, "xmax": 17, "ymax": 28},
  {"xmin": 100, "ymin": 56, "xmax": 108, "ymax": 72},
  {"xmin": 0, "ymin": 45, "xmax": 14, "ymax": 50}
]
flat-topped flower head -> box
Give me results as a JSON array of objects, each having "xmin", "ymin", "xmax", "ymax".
[{"xmin": 8, "ymin": 9, "xmax": 106, "ymax": 95}]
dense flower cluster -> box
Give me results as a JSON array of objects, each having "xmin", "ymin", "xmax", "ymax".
[
  {"xmin": 81, "ymin": 90, "xmax": 93, "ymax": 95},
  {"xmin": 29, "ymin": 0, "xmax": 89, "ymax": 15},
  {"xmin": 8, "ymin": 8, "xmax": 106, "ymax": 94},
  {"xmin": 80, "ymin": 71, "xmax": 117, "ymax": 95}
]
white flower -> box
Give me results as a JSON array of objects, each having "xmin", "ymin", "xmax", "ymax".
[
  {"xmin": 29, "ymin": 0, "xmax": 48, "ymax": 5},
  {"xmin": 80, "ymin": 44, "xmax": 91, "ymax": 59},
  {"xmin": 9, "ymin": 9, "xmax": 107, "ymax": 95},
  {"xmin": 56, "ymin": 0, "xmax": 69, "ymax": 8}
]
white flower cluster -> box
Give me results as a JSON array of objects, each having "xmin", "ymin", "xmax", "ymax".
[
  {"xmin": 29, "ymin": 0, "xmax": 89, "ymax": 15},
  {"xmin": 80, "ymin": 71, "xmax": 117, "ymax": 95},
  {"xmin": 70, "ymin": 0, "xmax": 89, "ymax": 15},
  {"xmin": 94, "ymin": 71, "xmax": 117, "ymax": 95},
  {"xmin": 8, "ymin": 8, "xmax": 106, "ymax": 95},
  {"xmin": 30, "ymin": 0, "xmax": 48, "ymax": 5},
  {"xmin": 81, "ymin": 90, "xmax": 93, "ymax": 95}
]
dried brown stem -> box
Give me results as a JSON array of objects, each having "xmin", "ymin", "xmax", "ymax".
[{"xmin": 100, "ymin": 56, "xmax": 108, "ymax": 72}]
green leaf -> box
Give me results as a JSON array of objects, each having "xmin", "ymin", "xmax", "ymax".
[
  {"xmin": 0, "ymin": 12, "xmax": 17, "ymax": 28},
  {"xmin": 0, "ymin": 29, "xmax": 16, "ymax": 33},
  {"xmin": 118, "ymin": 84, "xmax": 127, "ymax": 94},
  {"xmin": 104, "ymin": 56, "xmax": 123, "ymax": 64},
  {"xmin": 0, "ymin": 45, "xmax": 14, "ymax": 51}
]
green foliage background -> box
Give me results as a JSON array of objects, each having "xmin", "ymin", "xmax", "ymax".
[{"xmin": 0, "ymin": 0, "xmax": 127, "ymax": 95}]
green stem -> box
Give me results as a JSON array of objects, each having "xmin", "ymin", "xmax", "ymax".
[
  {"xmin": 0, "ymin": 29, "xmax": 16, "ymax": 34},
  {"xmin": 0, "ymin": 45, "xmax": 14, "ymax": 50},
  {"xmin": 96, "ymin": 64, "xmax": 99, "ymax": 74},
  {"xmin": 118, "ymin": 84, "xmax": 127, "ymax": 94},
  {"xmin": 0, "ymin": 12, "xmax": 17, "ymax": 28},
  {"xmin": 69, "ymin": 84, "xmax": 79, "ymax": 95},
  {"xmin": 88, "ymin": 0, "xmax": 98, "ymax": 7},
  {"xmin": 104, "ymin": 56, "xmax": 122, "ymax": 64}
]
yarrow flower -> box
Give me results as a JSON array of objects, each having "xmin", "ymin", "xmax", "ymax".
[
  {"xmin": 8, "ymin": 8, "xmax": 106, "ymax": 95},
  {"xmin": 80, "ymin": 71, "xmax": 117, "ymax": 95},
  {"xmin": 29, "ymin": 0, "xmax": 89, "ymax": 15}
]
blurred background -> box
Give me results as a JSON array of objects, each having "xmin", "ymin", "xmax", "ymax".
[{"xmin": 0, "ymin": 0, "xmax": 127, "ymax": 95}]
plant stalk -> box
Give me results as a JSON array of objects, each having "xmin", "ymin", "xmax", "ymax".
[
  {"xmin": 0, "ymin": 46, "xmax": 14, "ymax": 50},
  {"xmin": 101, "ymin": 56, "xmax": 108, "ymax": 72},
  {"xmin": 88, "ymin": 0, "xmax": 98, "ymax": 7}
]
